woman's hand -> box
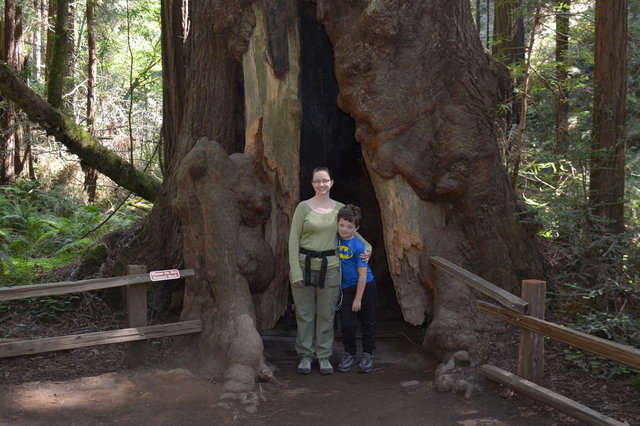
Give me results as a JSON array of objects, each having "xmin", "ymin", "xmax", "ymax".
[
  {"xmin": 359, "ymin": 250, "xmax": 371, "ymax": 263},
  {"xmin": 352, "ymin": 299, "xmax": 362, "ymax": 312}
]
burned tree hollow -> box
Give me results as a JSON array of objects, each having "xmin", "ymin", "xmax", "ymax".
[{"xmin": 298, "ymin": 1, "xmax": 401, "ymax": 323}]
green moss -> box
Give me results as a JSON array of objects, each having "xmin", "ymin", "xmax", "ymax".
[{"xmin": 77, "ymin": 243, "xmax": 108, "ymax": 277}]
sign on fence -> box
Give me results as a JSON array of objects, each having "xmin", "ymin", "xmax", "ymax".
[{"xmin": 149, "ymin": 269, "xmax": 181, "ymax": 281}]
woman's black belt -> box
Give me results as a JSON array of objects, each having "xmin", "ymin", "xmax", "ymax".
[{"xmin": 299, "ymin": 248, "xmax": 335, "ymax": 289}]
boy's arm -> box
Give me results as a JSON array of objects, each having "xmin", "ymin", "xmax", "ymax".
[
  {"xmin": 355, "ymin": 231, "xmax": 372, "ymax": 262},
  {"xmin": 352, "ymin": 266, "xmax": 368, "ymax": 312},
  {"xmin": 355, "ymin": 231, "xmax": 372, "ymax": 252}
]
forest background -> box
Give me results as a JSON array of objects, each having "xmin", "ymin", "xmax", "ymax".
[{"xmin": 0, "ymin": 0, "xmax": 639, "ymax": 401}]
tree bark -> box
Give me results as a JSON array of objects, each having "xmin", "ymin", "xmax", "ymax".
[
  {"xmin": 45, "ymin": 0, "xmax": 56, "ymax": 85},
  {"xmin": 318, "ymin": 0, "xmax": 544, "ymax": 357},
  {"xmin": 589, "ymin": 0, "xmax": 627, "ymax": 236},
  {"xmin": 0, "ymin": 60, "xmax": 162, "ymax": 201},
  {"xmin": 555, "ymin": 0, "xmax": 571, "ymax": 152},
  {"xmin": 493, "ymin": 0, "xmax": 515, "ymax": 62},
  {"xmin": 47, "ymin": 0, "xmax": 74, "ymax": 111},
  {"xmin": 243, "ymin": 1, "xmax": 301, "ymax": 329},
  {"xmin": 84, "ymin": 0, "xmax": 98, "ymax": 202},
  {"xmin": 173, "ymin": 138, "xmax": 273, "ymax": 394},
  {"xmin": 1, "ymin": 0, "xmax": 24, "ymax": 184},
  {"xmin": 143, "ymin": 0, "xmax": 276, "ymax": 406}
]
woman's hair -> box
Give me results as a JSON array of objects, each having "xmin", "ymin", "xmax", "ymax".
[
  {"xmin": 312, "ymin": 166, "xmax": 332, "ymax": 179},
  {"xmin": 338, "ymin": 204, "xmax": 362, "ymax": 227}
]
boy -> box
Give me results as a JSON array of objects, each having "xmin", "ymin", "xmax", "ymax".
[{"xmin": 336, "ymin": 204, "xmax": 377, "ymax": 373}]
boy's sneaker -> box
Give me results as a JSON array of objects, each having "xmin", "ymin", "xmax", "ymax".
[
  {"xmin": 337, "ymin": 353, "xmax": 357, "ymax": 372},
  {"xmin": 297, "ymin": 357, "xmax": 312, "ymax": 375},
  {"xmin": 318, "ymin": 358, "xmax": 334, "ymax": 375},
  {"xmin": 359, "ymin": 352, "xmax": 374, "ymax": 373}
]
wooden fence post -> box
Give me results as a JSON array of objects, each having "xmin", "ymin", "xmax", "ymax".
[
  {"xmin": 517, "ymin": 279, "xmax": 546, "ymax": 383},
  {"xmin": 125, "ymin": 265, "xmax": 148, "ymax": 367}
]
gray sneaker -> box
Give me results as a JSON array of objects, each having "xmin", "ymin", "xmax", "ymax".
[
  {"xmin": 297, "ymin": 357, "xmax": 312, "ymax": 375},
  {"xmin": 359, "ymin": 352, "xmax": 373, "ymax": 373},
  {"xmin": 337, "ymin": 353, "xmax": 357, "ymax": 372},
  {"xmin": 318, "ymin": 358, "xmax": 334, "ymax": 375}
]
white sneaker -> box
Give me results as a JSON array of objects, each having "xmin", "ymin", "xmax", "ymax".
[
  {"xmin": 297, "ymin": 357, "xmax": 312, "ymax": 375},
  {"xmin": 318, "ymin": 358, "xmax": 334, "ymax": 375}
]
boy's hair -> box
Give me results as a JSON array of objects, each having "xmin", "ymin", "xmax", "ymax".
[{"xmin": 338, "ymin": 204, "xmax": 362, "ymax": 227}]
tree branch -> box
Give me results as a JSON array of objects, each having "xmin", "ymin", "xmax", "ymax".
[{"xmin": 0, "ymin": 60, "xmax": 162, "ymax": 202}]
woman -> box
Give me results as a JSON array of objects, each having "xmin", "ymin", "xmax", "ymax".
[{"xmin": 288, "ymin": 166, "xmax": 370, "ymax": 375}]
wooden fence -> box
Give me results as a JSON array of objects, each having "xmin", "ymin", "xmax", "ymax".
[
  {"xmin": 431, "ymin": 256, "xmax": 638, "ymax": 426},
  {"xmin": 0, "ymin": 265, "xmax": 201, "ymax": 366}
]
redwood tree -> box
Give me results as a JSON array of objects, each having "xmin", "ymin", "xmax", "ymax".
[
  {"xmin": 153, "ymin": 0, "xmax": 543, "ymax": 391},
  {"xmin": 1, "ymin": 0, "xmax": 25, "ymax": 183},
  {"xmin": 589, "ymin": 0, "xmax": 628, "ymax": 236},
  {"xmin": 0, "ymin": 0, "xmax": 545, "ymax": 405},
  {"xmin": 555, "ymin": 0, "xmax": 571, "ymax": 152}
]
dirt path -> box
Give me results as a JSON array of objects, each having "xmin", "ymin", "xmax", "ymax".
[{"xmin": 0, "ymin": 329, "xmax": 560, "ymax": 426}]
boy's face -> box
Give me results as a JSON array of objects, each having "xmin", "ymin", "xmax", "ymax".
[{"xmin": 338, "ymin": 218, "xmax": 359, "ymax": 240}]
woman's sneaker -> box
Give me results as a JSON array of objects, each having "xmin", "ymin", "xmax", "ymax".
[
  {"xmin": 318, "ymin": 358, "xmax": 334, "ymax": 375},
  {"xmin": 297, "ymin": 357, "xmax": 312, "ymax": 375},
  {"xmin": 359, "ymin": 352, "xmax": 373, "ymax": 373},
  {"xmin": 337, "ymin": 353, "xmax": 357, "ymax": 372}
]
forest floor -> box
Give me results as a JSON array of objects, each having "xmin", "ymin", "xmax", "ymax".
[{"xmin": 0, "ymin": 295, "xmax": 638, "ymax": 425}]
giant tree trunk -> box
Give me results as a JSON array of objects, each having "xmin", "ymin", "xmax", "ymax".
[{"xmin": 318, "ymin": 0, "xmax": 543, "ymax": 357}]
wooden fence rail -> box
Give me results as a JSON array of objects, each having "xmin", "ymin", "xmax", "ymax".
[
  {"xmin": 0, "ymin": 269, "xmax": 195, "ymax": 301},
  {"xmin": 430, "ymin": 256, "xmax": 529, "ymax": 313},
  {"xmin": 430, "ymin": 256, "xmax": 636, "ymax": 426},
  {"xmin": 478, "ymin": 301, "xmax": 640, "ymax": 370},
  {"xmin": 0, "ymin": 267, "xmax": 200, "ymax": 363}
]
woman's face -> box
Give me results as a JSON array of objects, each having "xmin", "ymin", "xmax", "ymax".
[{"xmin": 311, "ymin": 170, "xmax": 333, "ymax": 195}]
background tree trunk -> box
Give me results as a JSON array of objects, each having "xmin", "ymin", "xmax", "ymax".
[
  {"xmin": 1, "ymin": 0, "xmax": 25, "ymax": 184},
  {"xmin": 589, "ymin": 0, "xmax": 627, "ymax": 236},
  {"xmin": 83, "ymin": 0, "xmax": 98, "ymax": 203},
  {"xmin": 555, "ymin": 0, "xmax": 571, "ymax": 152},
  {"xmin": 47, "ymin": 0, "xmax": 74, "ymax": 111},
  {"xmin": 493, "ymin": 0, "xmax": 515, "ymax": 62}
]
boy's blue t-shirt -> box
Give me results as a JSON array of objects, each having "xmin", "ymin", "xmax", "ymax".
[{"xmin": 338, "ymin": 236, "xmax": 374, "ymax": 289}]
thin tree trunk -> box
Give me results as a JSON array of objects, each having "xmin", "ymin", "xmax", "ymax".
[
  {"xmin": 45, "ymin": 0, "xmax": 55, "ymax": 84},
  {"xmin": 589, "ymin": 0, "xmax": 627, "ymax": 235},
  {"xmin": 1, "ymin": 0, "xmax": 24, "ymax": 183},
  {"xmin": 476, "ymin": 0, "xmax": 481, "ymax": 32},
  {"xmin": 47, "ymin": 0, "xmax": 74, "ymax": 111},
  {"xmin": 493, "ymin": 0, "xmax": 514, "ymax": 62},
  {"xmin": 554, "ymin": 0, "xmax": 570, "ymax": 152},
  {"xmin": 84, "ymin": 0, "xmax": 98, "ymax": 203},
  {"xmin": 0, "ymin": 60, "xmax": 162, "ymax": 201},
  {"xmin": 32, "ymin": 0, "xmax": 43, "ymax": 81},
  {"xmin": 510, "ymin": 1, "xmax": 543, "ymax": 189},
  {"xmin": 485, "ymin": 0, "xmax": 491, "ymax": 47}
]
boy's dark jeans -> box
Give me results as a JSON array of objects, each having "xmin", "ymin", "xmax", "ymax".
[{"xmin": 340, "ymin": 280, "xmax": 377, "ymax": 355}]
